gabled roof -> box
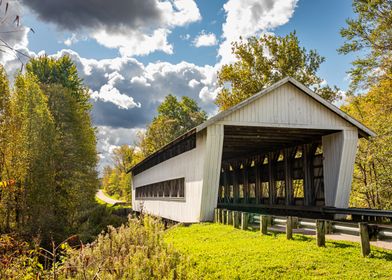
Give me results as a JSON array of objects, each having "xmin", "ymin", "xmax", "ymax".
[
  {"xmin": 129, "ymin": 77, "xmax": 375, "ymax": 174},
  {"xmin": 196, "ymin": 77, "xmax": 375, "ymax": 138}
]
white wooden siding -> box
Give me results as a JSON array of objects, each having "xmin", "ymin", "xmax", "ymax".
[
  {"xmin": 323, "ymin": 129, "xmax": 358, "ymax": 207},
  {"xmin": 199, "ymin": 124, "xmax": 224, "ymax": 221},
  {"xmin": 132, "ymin": 130, "xmax": 206, "ymax": 223},
  {"xmin": 219, "ymin": 83, "xmax": 352, "ymax": 129}
]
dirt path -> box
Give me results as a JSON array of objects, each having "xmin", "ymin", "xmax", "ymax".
[{"xmin": 96, "ymin": 189, "xmax": 124, "ymax": 205}]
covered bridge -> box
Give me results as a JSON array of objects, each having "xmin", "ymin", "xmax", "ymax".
[{"xmin": 129, "ymin": 77, "xmax": 375, "ymax": 222}]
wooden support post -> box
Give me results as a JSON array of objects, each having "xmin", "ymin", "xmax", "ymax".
[
  {"xmin": 292, "ymin": 217, "xmax": 299, "ymax": 229},
  {"xmin": 214, "ymin": 208, "xmax": 218, "ymax": 223},
  {"xmin": 316, "ymin": 220, "xmax": 326, "ymax": 247},
  {"xmin": 233, "ymin": 166, "xmax": 240, "ymax": 203},
  {"xmin": 217, "ymin": 209, "xmax": 221, "ymax": 223},
  {"xmin": 303, "ymin": 144, "xmax": 315, "ymax": 206},
  {"xmin": 233, "ymin": 211, "xmax": 240, "ymax": 228},
  {"xmin": 325, "ymin": 220, "xmax": 333, "ymax": 234},
  {"xmin": 284, "ymin": 148, "xmax": 294, "ymax": 206},
  {"xmin": 223, "ymin": 167, "xmax": 229, "ymax": 203},
  {"xmin": 241, "ymin": 212, "xmax": 248, "ymax": 230},
  {"xmin": 268, "ymin": 215, "xmax": 273, "ymax": 226},
  {"xmin": 260, "ymin": 215, "xmax": 268, "ymax": 235},
  {"xmin": 227, "ymin": 210, "xmax": 233, "ymax": 225},
  {"xmin": 222, "ymin": 209, "xmax": 227, "ymax": 224},
  {"xmin": 220, "ymin": 209, "xmax": 225, "ymax": 224},
  {"xmin": 243, "ymin": 161, "xmax": 250, "ymax": 203},
  {"xmin": 286, "ymin": 216, "xmax": 293, "ymax": 240},
  {"xmin": 268, "ymin": 152, "xmax": 276, "ymax": 205},
  {"xmin": 255, "ymin": 160, "xmax": 262, "ymax": 204},
  {"xmin": 359, "ymin": 222, "xmax": 371, "ymax": 257}
]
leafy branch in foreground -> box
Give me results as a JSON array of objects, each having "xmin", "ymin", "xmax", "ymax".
[
  {"xmin": 339, "ymin": 0, "xmax": 392, "ymax": 93},
  {"xmin": 0, "ymin": 1, "xmax": 34, "ymax": 68}
]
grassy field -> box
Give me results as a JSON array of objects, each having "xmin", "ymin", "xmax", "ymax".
[{"xmin": 165, "ymin": 223, "xmax": 392, "ymax": 280}]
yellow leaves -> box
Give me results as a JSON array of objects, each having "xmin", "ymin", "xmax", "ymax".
[
  {"xmin": 343, "ymin": 76, "xmax": 392, "ymax": 209},
  {"xmin": 0, "ymin": 179, "xmax": 16, "ymax": 189}
]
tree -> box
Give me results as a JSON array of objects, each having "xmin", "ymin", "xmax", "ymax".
[
  {"xmin": 215, "ymin": 32, "xmax": 340, "ymax": 111},
  {"xmin": 25, "ymin": 56, "xmax": 99, "ymax": 240},
  {"xmin": 139, "ymin": 94, "xmax": 207, "ymax": 156},
  {"xmin": 101, "ymin": 145, "xmax": 141, "ymax": 201},
  {"xmin": 339, "ymin": 0, "xmax": 392, "ymax": 92},
  {"xmin": 0, "ymin": 65, "xmax": 10, "ymax": 177},
  {"xmin": 112, "ymin": 145, "xmax": 139, "ymax": 173},
  {"xmin": 0, "ymin": 65, "xmax": 12, "ymax": 232},
  {"xmin": 341, "ymin": 75, "xmax": 392, "ymax": 209},
  {"xmin": 1, "ymin": 73, "xmax": 57, "ymax": 242}
]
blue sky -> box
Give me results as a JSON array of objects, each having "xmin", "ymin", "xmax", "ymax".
[
  {"xmin": 1, "ymin": 0, "xmax": 357, "ymax": 170},
  {"xmin": 23, "ymin": 0, "xmax": 355, "ymax": 89}
]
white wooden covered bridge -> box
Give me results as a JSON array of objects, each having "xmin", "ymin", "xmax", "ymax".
[{"xmin": 129, "ymin": 77, "xmax": 375, "ymax": 223}]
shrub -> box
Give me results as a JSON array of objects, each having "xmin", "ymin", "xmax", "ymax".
[
  {"xmin": 59, "ymin": 216, "xmax": 188, "ymax": 279},
  {"xmin": 0, "ymin": 234, "xmax": 45, "ymax": 279}
]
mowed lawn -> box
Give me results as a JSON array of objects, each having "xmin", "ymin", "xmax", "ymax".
[{"xmin": 165, "ymin": 223, "xmax": 392, "ymax": 280}]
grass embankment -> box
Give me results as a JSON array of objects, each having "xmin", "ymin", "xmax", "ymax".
[{"xmin": 165, "ymin": 223, "xmax": 392, "ymax": 279}]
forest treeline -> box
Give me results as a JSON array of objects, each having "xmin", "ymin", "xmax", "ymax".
[{"xmin": 0, "ymin": 57, "xmax": 125, "ymax": 248}]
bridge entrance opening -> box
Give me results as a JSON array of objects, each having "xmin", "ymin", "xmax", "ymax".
[{"xmin": 218, "ymin": 125, "xmax": 339, "ymax": 217}]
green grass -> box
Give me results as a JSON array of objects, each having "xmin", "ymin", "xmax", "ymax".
[{"xmin": 165, "ymin": 223, "xmax": 392, "ymax": 280}]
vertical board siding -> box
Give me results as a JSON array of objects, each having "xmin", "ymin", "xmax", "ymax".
[
  {"xmin": 222, "ymin": 83, "xmax": 351, "ymax": 129},
  {"xmin": 322, "ymin": 132, "xmax": 343, "ymax": 206},
  {"xmin": 322, "ymin": 129, "xmax": 358, "ymax": 207},
  {"xmin": 199, "ymin": 124, "xmax": 224, "ymax": 221},
  {"xmin": 132, "ymin": 131, "xmax": 207, "ymax": 223},
  {"xmin": 334, "ymin": 129, "xmax": 358, "ymax": 207}
]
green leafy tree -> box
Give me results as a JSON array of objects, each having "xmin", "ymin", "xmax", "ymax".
[
  {"xmin": 101, "ymin": 145, "xmax": 141, "ymax": 201},
  {"xmin": 26, "ymin": 56, "xmax": 99, "ymax": 240},
  {"xmin": 216, "ymin": 32, "xmax": 340, "ymax": 110},
  {"xmin": 0, "ymin": 65, "xmax": 10, "ymax": 181},
  {"xmin": 341, "ymin": 75, "xmax": 392, "ymax": 209},
  {"xmin": 139, "ymin": 94, "xmax": 207, "ymax": 156},
  {"xmin": 0, "ymin": 66, "xmax": 12, "ymax": 232},
  {"xmin": 339, "ymin": 0, "xmax": 392, "ymax": 92},
  {"xmin": 2, "ymin": 73, "xmax": 57, "ymax": 242}
]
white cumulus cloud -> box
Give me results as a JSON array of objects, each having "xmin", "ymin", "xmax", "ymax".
[
  {"xmin": 188, "ymin": 79, "xmax": 200, "ymax": 88},
  {"xmin": 199, "ymin": 86, "xmax": 222, "ymax": 103},
  {"xmin": 90, "ymin": 0, "xmax": 201, "ymax": 57},
  {"xmin": 93, "ymin": 28, "xmax": 173, "ymax": 57},
  {"xmin": 159, "ymin": 0, "xmax": 201, "ymax": 26},
  {"xmin": 90, "ymin": 71, "xmax": 141, "ymax": 109},
  {"xmin": 193, "ymin": 31, "xmax": 218, "ymax": 47},
  {"xmin": 218, "ymin": 0, "xmax": 298, "ymax": 65}
]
